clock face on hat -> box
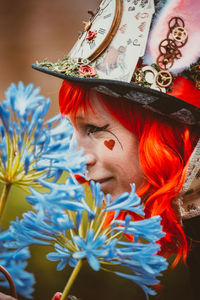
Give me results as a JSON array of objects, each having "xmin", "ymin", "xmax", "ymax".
[{"xmin": 69, "ymin": 0, "xmax": 122, "ymax": 62}]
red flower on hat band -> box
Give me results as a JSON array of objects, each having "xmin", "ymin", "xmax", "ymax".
[{"xmin": 78, "ymin": 65, "xmax": 97, "ymax": 77}]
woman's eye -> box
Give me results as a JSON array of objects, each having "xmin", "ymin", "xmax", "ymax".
[
  {"xmin": 86, "ymin": 124, "xmax": 108, "ymax": 135},
  {"xmin": 87, "ymin": 125, "xmax": 101, "ymax": 135}
]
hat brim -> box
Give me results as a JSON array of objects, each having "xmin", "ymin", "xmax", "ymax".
[{"xmin": 32, "ymin": 64, "xmax": 200, "ymax": 127}]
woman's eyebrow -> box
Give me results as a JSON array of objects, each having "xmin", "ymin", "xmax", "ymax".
[{"xmin": 86, "ymin": 123, "xmax": 109, "ymax": 129}]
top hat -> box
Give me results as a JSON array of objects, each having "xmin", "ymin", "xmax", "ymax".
[{"xmin": 32, "ymin": 0, "xmax": 200, "ymax": 127}]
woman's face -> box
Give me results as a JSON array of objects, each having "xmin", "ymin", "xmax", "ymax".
[{"xmin": 67, "ymin": 90, "xmax": 144, "ymax": 200}]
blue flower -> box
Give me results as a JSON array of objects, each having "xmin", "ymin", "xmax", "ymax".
[
  {"xmin": 21, "ymin": 211, "xmax": 73, "ymax": 235},
  {"xmin": 47, "ymin": 243, "xmax": 77, "ymax": 270},
  {"xmin": 0, "ymin": 242, "xmax": 35, "ymax": 299},
  {"xmin": 116, "ymin": 241, "xmax": 167, "ymax": 275},
  {"xmin": 45, "ymin": 113, "xmax": 73, "ymax": 139},
  {"xmin": 2, "ymin": 208, "xmax": 75, "ymax": 250},
  {"xmin": 2, "ymin": 217, "xmax": 52, "ymax": 249},
  {"xmin": 114, "ymin": 215, "xmax": 165, "ymax": 243},
  {"xmin": 26, "ymin": 178, "xmax": 85, "ymax": 219},
  {"xmin": 2, "ymin": 178, "xmax": 168, "ymax": 299},
  {"xmin": 0, "ymin": 105, "xmax": 10, "ymax": 131},
  {"xmin": 73, "ymin": 230, "xmax": 109, "ymax": 271},
  {"xmin": 105, "ymin": 184, "xmax": 144, "ymax": 218},
  {"xmin": 4, "ymin": 82, "xmax": 44, "ymax": 118},
  {"xmin": 38, "ymin": 178, "xmax": 85, "ymax": 201},
  {"xmin": 0, "ymin": 82, "xmax": 86, "ymax": 193},
  {"xmin": 34, "ymin": 179, "xmax": 95, "ymax": 222},
  {"xmin": 90, "ymin": 181, "xmax": 104, "ymax": 208},
  {"xmin": 113, "ymin": 240, "xmax": 168, "ymax": 299},
  {"xmin": 0, "ymin": 258, "xmax": 35, "ymax": 299}
]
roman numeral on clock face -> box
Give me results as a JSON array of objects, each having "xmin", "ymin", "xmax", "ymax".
[
  {"xmin": 90, "ymin": 41, "xmax": 96, "ymax": 49},
  {"xmin": 103, "ymin": 13, "xmax": 112, "ymax": 19},
  {"xmin": 99, "ymin": 28, "xmax": 106, "ymax": 34}
]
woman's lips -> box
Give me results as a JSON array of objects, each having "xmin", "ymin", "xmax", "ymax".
[{"xmin": 92, "ymin": 177, "xmax": 114, "ymax": 191}]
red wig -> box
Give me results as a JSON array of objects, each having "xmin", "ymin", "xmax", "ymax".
[{"xmin": 59, "ymin": 80, "xmax": 199, "ymax": 266}]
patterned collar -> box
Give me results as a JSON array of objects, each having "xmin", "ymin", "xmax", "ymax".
[{"xmin": 178, "ymin": 139, "xmax": 200, "ymax": 220}]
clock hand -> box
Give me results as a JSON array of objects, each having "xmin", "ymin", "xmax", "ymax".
[
  {"xmin": 78, "ymin": 31, "xmax": 88, "ymax": 50},
  {"xmin": 81, "ymin": 8, "xmax": 100, "ymax": 33},
  {"xmin": 89, "ymin": 0, "xmax": 112, "ymax": 25},
  {"xmin": 71, "ymin": 30, "xmax": 88, "ymax": 58},
  {"xmin": 99, "ymin": 0, "xmax": 112, "ymax": 12}
]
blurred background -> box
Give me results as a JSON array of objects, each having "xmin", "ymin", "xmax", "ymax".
[
  {"xmin": 0, "ymin": 0, "xmax": 99, "ymax": 116},
  {"xmin": 0, "ymin": 0, "xmax": 193, "ymax": 299}
]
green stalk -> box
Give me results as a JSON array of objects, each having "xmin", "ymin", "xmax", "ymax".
[
  {"xmin": 60, "ymin": 260, "xmax": 82, "ymax": 300},
  {"xmin": 94, "ymin": 211, "xmax": 107, "ymax": 240},
  {"xmin": 0, "ymin": 183, "xmax": 11, "ymax": 222}
]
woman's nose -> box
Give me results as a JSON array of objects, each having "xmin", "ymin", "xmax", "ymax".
[
  {"xmin": 71, "ymin": 132, "xmax": 96, "ymax": 168},
  {"xmin": 85, "ymin": 153, "xmax": 96, "ymax": 168}
]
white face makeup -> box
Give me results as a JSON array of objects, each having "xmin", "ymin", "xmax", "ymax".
[{"xmin": 67, "ymin": 90, "xmax": 144, "ymax": 200}]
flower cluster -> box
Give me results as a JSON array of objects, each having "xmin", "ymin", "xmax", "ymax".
[
  {"xmin": 0, "ymin": 82, "xmax": 85, "ymax": 193},
  {"xmin": 1, "ymin": 180, "xmax": 168, "ymax": 299},
  {"xmin": 0, "ymin": 82, "xmax": 86, "ymax": 298},
  {"xmin": 0, "ymin": 240, "xmax": 35, "ymax": 299},
  {"xmin": 36, "ymin": 57, "xmax": 98, "ymax": 78}
]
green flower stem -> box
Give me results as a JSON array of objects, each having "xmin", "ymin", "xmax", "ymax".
[
  {"xmin": 94, "ymin": 211, "xmax": 107, "ymax": 240},
  {"xmin": 0, "ymin": 183, "xmax": 11, "ymax": 222},
  {"xmin": 89, "ymin": 205, "xmax": 98, "ymax": 230},
  {"xmin": 60, "ymin": 260, "xmax": 82, "ymax": 300}
]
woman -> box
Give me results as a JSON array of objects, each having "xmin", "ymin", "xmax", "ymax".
[
  {"xmin": 2, "ymin": 0, "xmax": 200, "ymax": 299},
  {"xmin": 51, "ymin": 77, "xmax": 200, "ymax": 300},
  {"xmin": 48, "ymin": 0, "xmax": 200, "ymax": 296},
  {"xmin": 58, "ymin": 78, "xmax": 199, "ymax": 265}
]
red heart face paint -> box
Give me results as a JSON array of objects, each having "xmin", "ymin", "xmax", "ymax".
[{"xmin": 104, "ymin": 139, "xmax": 115, "ymax": 150}]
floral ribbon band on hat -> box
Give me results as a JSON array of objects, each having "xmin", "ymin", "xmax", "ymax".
[{"xmin": 35, "ymin": 57, "xmax": 99, "ymax": 79}]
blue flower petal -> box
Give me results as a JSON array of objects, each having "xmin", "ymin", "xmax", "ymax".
[
  {"xmin": 73, "ymin": 236, "xmax": 86, "ymax": 249},
  {"xmin": 87, "ymin": 253, "xmax": 100, "ymax": 271}
]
